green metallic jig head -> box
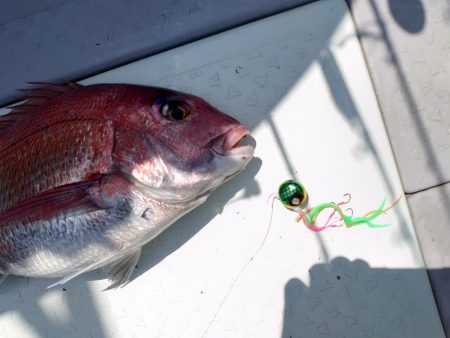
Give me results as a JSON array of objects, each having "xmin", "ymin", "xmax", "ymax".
[{"xmin": 278, "ymin": 180, "xmax": 308, "ymax": 209}]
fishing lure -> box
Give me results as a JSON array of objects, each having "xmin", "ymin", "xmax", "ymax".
[{"xmin": 277, "ymin": 180, "xmax": 400, "ymax": 232}]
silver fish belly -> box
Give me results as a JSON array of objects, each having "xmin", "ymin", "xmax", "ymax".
[{"xmin": 0, "ymin": 174, "xmax": 204, "ymax": 287}]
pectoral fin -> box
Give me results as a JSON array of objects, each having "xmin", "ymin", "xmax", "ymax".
[
  {"xmin": 0, "ymin": 174, "xmax": 138, "ymax": 289},
  {"xmin": 103, "ymin": 248, "xmax": 142, "ymax": 288}
]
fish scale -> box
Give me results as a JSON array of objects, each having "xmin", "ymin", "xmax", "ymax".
[{"xmin": 0, "ymin": 120, "xmax": 114, "ymax": 212}]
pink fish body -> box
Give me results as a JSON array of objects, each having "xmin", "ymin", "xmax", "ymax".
[{"xmin": 0, "ymin": 83, "xmax": 254, "ymax": 287}]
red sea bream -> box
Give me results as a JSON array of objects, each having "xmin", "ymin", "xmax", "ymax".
[{"xmin": 0, "ymin": 83, "xmax": 254, "ymax": 287}]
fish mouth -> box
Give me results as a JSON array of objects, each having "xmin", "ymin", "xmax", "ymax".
[{"xmin": 211, "ymin": 125, "xmax": 255, "ymax": 158}]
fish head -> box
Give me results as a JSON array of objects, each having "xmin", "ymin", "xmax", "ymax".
[{"xmin": 115, "ymin": 86, "xmax": 255, "ymax": 204}]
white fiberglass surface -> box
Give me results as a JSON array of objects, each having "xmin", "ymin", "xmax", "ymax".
[{"xmin": 0, "ymin": 1, "xmax": 444, "ymax": 337}]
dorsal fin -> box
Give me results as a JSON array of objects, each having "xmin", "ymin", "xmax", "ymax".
[{"xmin": 0, "ymin": 82, "xmax": 83, "ymax": 134}]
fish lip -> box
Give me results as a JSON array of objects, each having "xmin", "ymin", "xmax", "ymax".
[{"xmin": 210, "ymin": 125, "xmax": 255, "ymax": 157}]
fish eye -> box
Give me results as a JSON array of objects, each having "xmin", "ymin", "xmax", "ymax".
[
  {"xmin": 278, "ymin": 180, "xmax": 307, "ymax": 209},
  {"xmin": 158, "ymin": 99, "xmax": 190, "ymax": 121}
]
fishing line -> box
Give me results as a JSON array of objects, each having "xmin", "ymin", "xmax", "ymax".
[
  {"xmin": 201, "ymin": 197, "xmax": 275, "ymax": 338},
  {"xmin": 201, "ymin": 179, "xmax": 401, "ymax": 336}
]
